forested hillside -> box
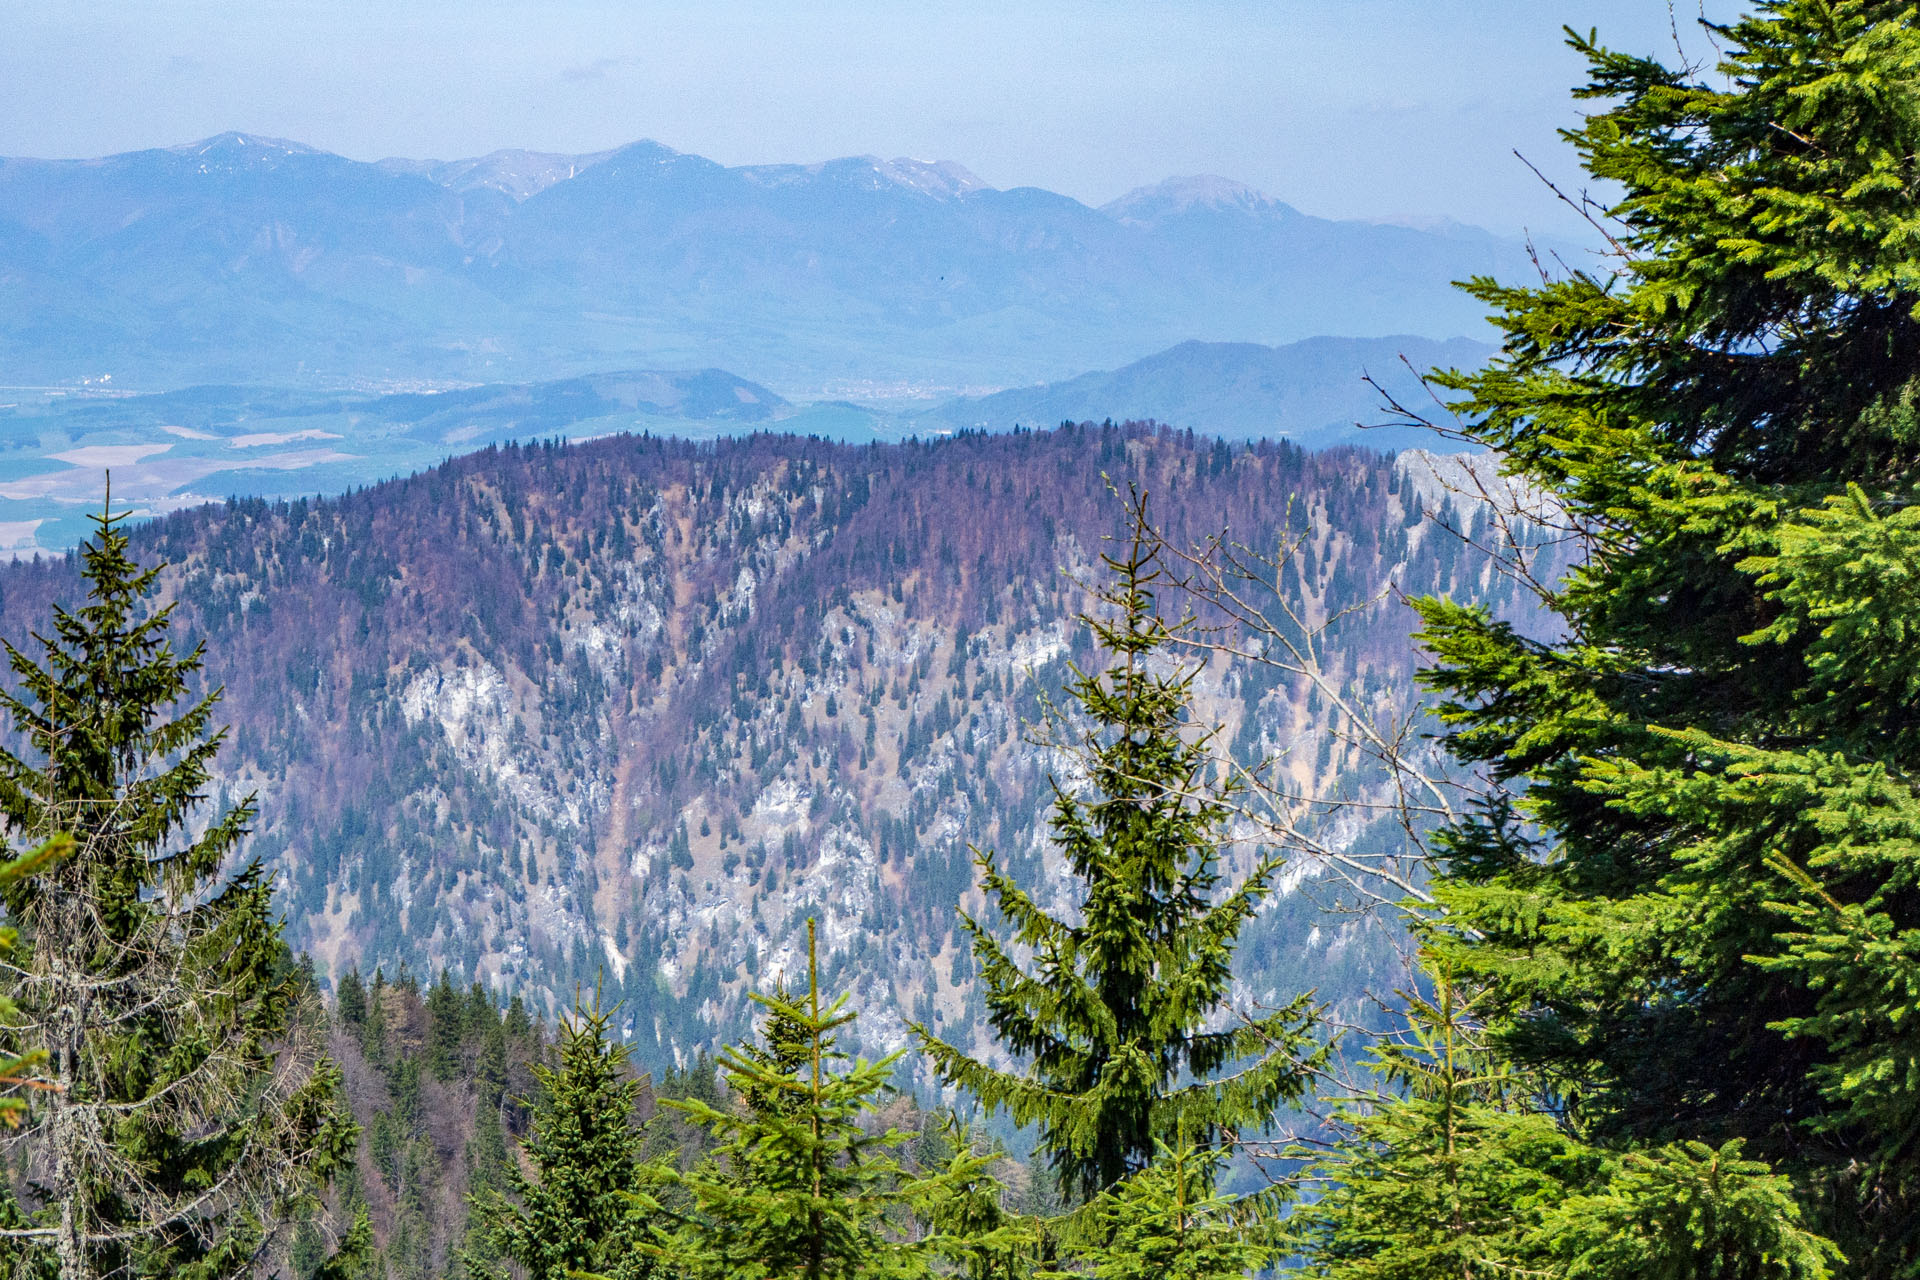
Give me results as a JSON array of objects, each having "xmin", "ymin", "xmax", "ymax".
[{"xmin": 0, "ymin": 424, "xmax": 1515, "ymax": 1082}]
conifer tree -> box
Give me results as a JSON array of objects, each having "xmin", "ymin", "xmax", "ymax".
[
  {"xmin": 335, "ymin": 968, "xmax": 368, "ymax": 1034},
  {"xmin": 475, "ymin": 1015, "xmax": 509, "ymax": 1110},
  {"xmin": 1288, "ymin": 961, "xmax": 1839, "ymax": 1279},
  {"xmin": 1056, "ymin": 1143, "xmax": 1278, "ymax": 1280},
  {"xmin": 1286, "ymin": 962, "xmax": 1580, "ymax": 1277},
  {"xmin": 476, "ymin": 992, "xmax": 654, "ymax": 1280},
  {"xmin": 1282, "ymin": 959, "xmax": 1597, "ymax": 1280},
  {"xmin": 463, "ymin": 980, "xmax": 494, "ymax": 1036},
  {"xmin": 425, "ymin": 969, "xmax": 464, "ymax": 1081},
  {"xmin": 1542, "ymin": 1141, "xmax": 1841, "ymax": 1280},
  {"xmin": 0, "ymin": 494, "xmax": 356, "ymax": 1280},
  {"xmin": 505, "ymin": 993, "xmax": 532, "ymax": 1042},
  {"xmin": 1407, "ymin": 4, "xmax": 1920, "ymax": 1268},
  {"xmin": 362, "ymin": 969, "xmax": 390, "ymax": 1065},
  {"xmin": 915, "ymin": 1118, "xmax": 1033, "ymax": 1280},
  {"xmin": 660, "ymin": 920, "xmax": 997, "ymax": 1280},
  {"xmin": 917, "ymin": 505, "xmax": 1320, "ymax": 1201},
  {"xmin": 733, "ymin": 978, "xmax": 810, "ymax": 1124},
  {"xmin": 455, "ymin": 1102, "xmax": 514, "ymax": 1280}
]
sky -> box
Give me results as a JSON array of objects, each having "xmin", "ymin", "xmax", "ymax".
[{"xmin": 4, "ymin": 1, "xmax": 1746, "ymax": 237}]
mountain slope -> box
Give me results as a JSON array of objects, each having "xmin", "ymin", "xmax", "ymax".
[
  {"xmin": 0, "ymin": 136, "xmax": 1531, "ymax": 391},
  {"xmin": 0, "ymin": 426, "xmax": 1520, "ymax": 1081},
  {"xmin": 916, "ymin": 335, "xmax": 1491, "ymax": 446}
]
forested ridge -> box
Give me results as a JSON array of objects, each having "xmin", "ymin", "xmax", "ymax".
[
  {"xmin": 2, "ymin": 2, "xmax": 1919, "ymax": 1277},
  {"xmin": 0, "ymin": 424, "xmax": 1511, "ymax": 1077}
]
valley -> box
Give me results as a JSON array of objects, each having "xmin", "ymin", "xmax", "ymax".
[{"xmin": 0, "ymin": 335, "xmax": 1486, "ymax": 553}]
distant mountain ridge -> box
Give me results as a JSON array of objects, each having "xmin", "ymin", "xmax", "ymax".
[
  {"xmin": 0, "ymin": 335, "xmax": 1486, "ymax": 551},
  {"xmin": 1099, "ymin": 174, "xmax": 1298, "ymax": 227},
  {"xmin": 916, "ymin": 335, "xmax": 1490, "ymax": 447},
  {"xmin": 375, "ymin": 146, "xmax": 622, "ymax": 201},
  {"xmin": 373, "ymin": 139, "xmax": 992, "ymax": 205},
  {"xmin": 0, "ymin": 133, "xmax": 1530, "ymax": 393}
]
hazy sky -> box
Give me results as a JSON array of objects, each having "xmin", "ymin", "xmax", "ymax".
[{"xmin": 4, "ymin": 1, "xmax": 1745, "ymax": 235}]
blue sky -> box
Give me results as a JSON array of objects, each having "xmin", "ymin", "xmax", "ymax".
[{"xmin": 6, "ymin": 1, "xmax": 1744, "ymax": 235}]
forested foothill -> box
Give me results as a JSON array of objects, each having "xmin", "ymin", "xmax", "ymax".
[{"xmin": 0, "ymin": 2, "xmax": 1915, "ymax": 1277}]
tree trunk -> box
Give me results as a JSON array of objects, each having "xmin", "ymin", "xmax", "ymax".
[{"xmin": 51, "ymin": 998, "xmax": 88, "ymax": 1280}]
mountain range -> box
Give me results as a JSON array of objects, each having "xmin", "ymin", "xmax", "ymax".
[
  {"xmin": 916, "ymin": 334, "xmax": 1490, "ymax": 449},
  {"xmin": 0, "ymin": 133, "xmax": 1529, "ymax": 393},
  {"xmin": 1, "ymin": 335, "xmax": 1486, "ymax": 552}
]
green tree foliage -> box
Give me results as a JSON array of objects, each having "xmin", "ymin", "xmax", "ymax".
[
  {"xmin": 336, "ymin": 968, "xmax": 368, "ymax": 1033},
  {"xmin": 1282, "ymin": 959, "xmax": 1835, "ymax": 1280},
  {"xmin": 733, "ymin": 978, "xmax": 812, "ymax": 1124},
  {"xmin": 917, "ymin": 502, "xmax": 1320, "ymax": 1201},
  {"xmin": 1408, "ymin": 3, "xmax": 1920, "ymax": 1269},
  {"xmin": 0, "ymin": 495, "xmax": 356, "ymax": 1280},
  {"xmin": 361, "ymin": 969, "xmax": 391, "ymax": 1067},
  {"xmin": 658, "ymin": 920, "xmax": 997, "ymax": 1280},
  {"xmin": 913, "ymin": 1118, "xmax": 1035, "ymax": 1280},
  {"xmin": 1288, "ymin": 964, "xmax": 1588, "ymax": 1278},
  {"xmin": 1543, "ymin": 1141, "xmax": 1842, "ymax": 1280},
  {"xmin": 1051, "ymin": 1143, "xmax": 1279, "ymax": 1280},
  {"xmin": 425, "ymin": 970, "xmax": 465, "ymax": 1082},
  {"xmin": 0, "ymin": 834, "xmax": 69, "ymax": 1125},
  {"xmin": 476, "ymin": 993, "xmax": 654, "ymax": 1280},
  {"xmin": 456, "ymin": 1102, "xmax": 515, "ymax": 1280},
  {"xmin": 1291, "ymin": 962, "xmax": 1839, "ymax": 1280}
]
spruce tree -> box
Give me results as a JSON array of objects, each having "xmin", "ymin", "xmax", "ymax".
[
  {"xmin": 1286, "ymin": 963, "xmax": 1583, "ymax": 1278},
  {"xmin": 916, "ymin": 507, "xmax": 1320, "ymax": 1201},
  {"xmin": 733, "ymin": 978, "xmax": 811, "ymax": 1124},
  {"xmin": 1057, "ymin": 1143, "xmax": 1279, "ymax": 1280},
  {"xmin": 475, "ymin": 1015, "xmax": 509, "ymax": 1110},
  {"xmin": 456, "ymin": 1102, "xmax": 514, "ymax": 1280},
  {"xmin": 1543, "ymin": 1142, "xmax": 1841, "ymax": 1280},
  {"xmin": 1289, "ymin": 961, "xmax": 1840, "ymax": 1279},
  {"xmin": 477, "ymin": 994, "xmax": 655, "ymax": 1280},
  {"xmin": 0, "ymin": 494, "xmax": 355, "ymax": 1280},
  {"xmin": 335, "ymin": 968, "xmax": 367, "ymax": 1033},
  {"xmin": 915, "ymin": 1118, "xmax": 1033, "ymax": 1280},
  {"xmin": 1407, "ymin": 4, "xmax": 1920, "ymax": 1269},
  {"xmin": 425, "ymin": 969, "xmax": 464, "ymax": 1081},
  {"xmin": 661, "ymin": 920, "xmax": 996, "ymax": 1280},
  {"xmin": 362, "ymin": 969, "xmax": 390, "ymax": 1066}
]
